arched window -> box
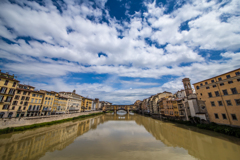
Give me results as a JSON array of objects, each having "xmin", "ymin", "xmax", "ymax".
[
  {"xmin": 28, "ymin": 105, "xmax": 32, "ymax": 110},
  {"xmin": 33, "ymin": 105, "xmax": 36, "ymax": 110},
  {"xmin": 36, "ymin": 106, "xmax": 39, "ymax": 110}
]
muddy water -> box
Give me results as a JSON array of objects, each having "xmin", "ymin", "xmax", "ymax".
[{"xmin": 0, "ymin": 113, "xmax": 240, "ymax": 160}]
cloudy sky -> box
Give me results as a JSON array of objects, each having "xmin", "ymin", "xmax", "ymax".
[{"xmin": 0, "ymin": 0, "xmax": 240, "ymax": 104}]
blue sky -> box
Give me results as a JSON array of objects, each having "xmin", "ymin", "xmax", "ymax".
[{"xmin": 0, "ymin": 0, "xmax": 240, "ymax": 104}]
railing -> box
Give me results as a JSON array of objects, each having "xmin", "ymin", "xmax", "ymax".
[{"xmin": 69, "ymin": 107, "xmax": 80, "ymax": 111}]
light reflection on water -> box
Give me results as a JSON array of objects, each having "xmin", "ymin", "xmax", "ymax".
[{"xmin": 0, "ymin": 114, "xmax": 240, "ymax": 160}]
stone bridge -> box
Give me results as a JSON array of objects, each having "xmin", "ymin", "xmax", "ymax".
[{"xmin": 103, "ymin": 105, "xmax": 138, "ymax": 113}]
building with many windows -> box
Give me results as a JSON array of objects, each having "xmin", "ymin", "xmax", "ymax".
[
  {"xmin": 40, "ymin": 90, "xmax": 56, "ymax": 116},
  {"xmin": 59, "ymin": 90, "xmax": 82, "ymax": 114},
  {"xmin": 53, "ymin": 93, "xmax": 68, "ymax": 114},
  {"xmin": 10, "ymin": 84, "xmax": 34, "ymax": 117},
  {"xmin": 27, "ymin": 90, "xmax": 44, "ymax": 117},
  {"xmin": 193, "ymin": 68, "xmax": 240, "ymax": 126},
  {"xmin": 0, "ymin": 71, "xmax": 19, "ymax": 118},
  {"xmin": 81, "ymin": 97, "xmax": 93, "ymax": 112}
]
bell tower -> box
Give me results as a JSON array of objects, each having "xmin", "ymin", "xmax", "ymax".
[{"xmin": 182, "ymin": 78, "xmax": 193, "ymax": 96}]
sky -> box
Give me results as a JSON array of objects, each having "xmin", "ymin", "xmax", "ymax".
[{"xmin": 0, "ymin": 0, "xmax": 240, "ymax": 104}]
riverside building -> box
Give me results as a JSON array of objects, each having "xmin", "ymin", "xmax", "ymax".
[
  {"xmin": 10, "ymin": 84, "xmax": 34, "ymax": 117},
  {"xmin": 193, "ymin": 68, "xmax": 240, "ymax": 127},
  {"xmin": 0, "ymin": 71, "xmax": 19, "ymax": 118},
  {"xmin": 40, "ymin": 90, "xmax": 56, "ymax": 116},
  {"xmin": 59, "ymin": 90, "xmax": 82, "ymax": 114}
]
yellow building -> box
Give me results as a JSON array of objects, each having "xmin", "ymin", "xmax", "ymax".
[
  {"xmin": 193, "ymin": 68, "xmax": 240, "ymax": 126},
  {"xmin": 10, "ymin": 84, "xmax": 35, "ymax": 117},
  {"xmin": 81, "ymin": 97, "xmax": 93, "ymax": 112},
  {"xmin": 40, "ymin": 90, "xmax": 56, "ymax": 116},
  {"xmin": 0, "ymin": 71, "xmax": 19, "ymax": 118},
  {"xmin": 53, "ymin": 93, "xmax": 68, "ymax": 114},
  {"xmin": 27, "ymin": 90, "xmax": 44, "ymax": 117}
]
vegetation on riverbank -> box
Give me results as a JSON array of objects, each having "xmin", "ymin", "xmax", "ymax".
[
  {"xmin": 166, "ymin": 118, "xmax": 240, "ymax": 138},
  {"xmin": 0, "ymin": 112, "xmax": 104, "ymax": 135}
]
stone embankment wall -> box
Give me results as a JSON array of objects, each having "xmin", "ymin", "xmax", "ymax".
[{"xmin": 0, "ymin": 111, "xmax": 102, "ymax": 129}]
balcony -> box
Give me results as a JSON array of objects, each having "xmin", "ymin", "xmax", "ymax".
[
  {"xmin": 42, "ymin": 108, "xmax": 51, "ymax": 111},
  {"xmin": 69, "ymin": 107, "xmax": 80, "ymax": 111}
]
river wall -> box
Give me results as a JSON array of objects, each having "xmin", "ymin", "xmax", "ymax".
[{"xmin": 0, "ymin": 111, "xmax": 102, "ymax": 129}]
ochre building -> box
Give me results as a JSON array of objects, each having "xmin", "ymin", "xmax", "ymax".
[
  {"xmin": 0, "ymin": 71, "xmax": 19, "ymax": 118},
  {"xmin": 193, "ymin": 68, "xmax": 240, "ymax": 126}
]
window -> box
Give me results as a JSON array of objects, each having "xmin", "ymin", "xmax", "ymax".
[
  {"xmin": 35, "ymin": 99, "xmax": 37, "ymax": 103},
  {"xmin": 208, "ymin": 92, "xmax": 212, "ymax": 97},
  {"xmin": 21, "ymin": 96, "xmax": 25, "ymax": 100},
  {"xmin": 40, "ymin": 95, "xmax": 43, "ymax": 98},
  {"xmin": 231, "ymin": 88, "xmax": 238, "ymax": 94},
  {"xmin": 36, "ymin": 94, "xmax": 38, "ymax": 97},
  {"xmin": 24, "ymin": 102, "xmax": 28, "ymax": 106},
  {"xmin": 39, "ymin": 99, "xmax": 41, "ymax": 103},
  {"xmin": 0, "ymin": 87, "xmax": 7, "ymax": 94},
  {"xmin": 228, "ymin": 81, "xmax": 233, "ymax": 84},
  {"xmin": 12, "ymin": 82, "xmax": 16, "ymax": 87},
  {"xmin": 8, "ymin": 89, "xmax": 15, "ymax": 95},
  {"xmin": 17, "ymin": 90, "xmax": 21, "ymax": 94},
  {"xmin": 214, "ymin": 91, "xmax": 219, "ymax": 97},
  {"xmin": 6, "ymin": 96, "xmax": 12, "ymax": 102},
  {"xmin": 3, "ymin": 104, "xmax": 9, "ymax": 109},
  {"xmin": 200, "ymin": 93, "xmax": 202, "ymax": 96},
  {"xmin": 23, "ymin": 107, "xmax": 26, "ymax": 110},
  {"xmin": 231, "ymin": 114, "xmax": 237, "ymax": 120},
  {"xmin": 218, "ymin": 77, "xmax": 222, "ymax": 81},
  {"xmin": 213, "ymin": 85, "xmax": 216, "ymax": 88},
  {"xmin": 222, "ymin": 114, "xmax": 227, "ymax": 120},
  {"xmin": 214, "ymin": 113, "xmax": 219, "ymax": 119},
  {"xmin": 206, "ymin": 87, "xmax": 210, "ymax": 89},
  {"xmin": 205, "ymin": 82, "xmax": 208, "ymax": 84},
  {"xmin": 13, "ymin": 101, "xmax": 18, "ymax": 105},
  {"xmin": 45, "ymin": 101, "xmax": 46, "ymax": 105},
  {"xmin": 28, "ymin": 105, "xmax": 32, "ymax": 110},
  {"xmin": 20, "ymin": 101, "xmax": 23, "ymax": 104},
  {"xmin": 26, "ymin": 97, "xmax": 29, "ymax": 101},
  {"xmin": 211, "ymin": 80, "xmax": 214, "ymax": 83},
  {"xmin": 12, "ymin": 106, "xmax": 15, "ymax": 110},
  {"xmin": 223, "ymin": 89, "xmax": 228, "ymax": 95},
  {"xmin": 226, "ymin": 100, "xmax": 232, "ymax": 106},
  {"xmin": 15, "ymin": 95, "xmax": 19, "ymax": 100},
  {"xmin": 218, "ymin": 101, "xmax": 223, "ymax": 106},
  {"xmin": 32, "ymin": 94, "xmax": 36, "ymax": 97},
  {"xmin": 236, "ymin": 72, "xmax": 240, "ymax": 76},
  {"xmin": 200, "ymin": 83, "xmax": 203, "ymax": 86},
  {"xmin": 0, "ymin": 95, "xmax": 3, "ymax": 102},
  {"xmin": 211, "ymin": 101, "xmax": 215, "ymax": 106},
  {"xmin": 31, "ymin": 98, "xmax": 34, "ymax": 103},
  {"xmin": 45, "ymin": 97, "xmax": 48, "ymax": 100},
  {"xmin": 235, "ymin": 99, "xmax": 240, "ymax": 105},
  {"xmin": 23, "ymin": 91, "xmax": 27, "ymax": 95},
  {"xmin": 220, "ymin": 83, "xmax": 224, "ymax": 86},
  {"xmin": 33, "ymin": 105, "xmax": 36, "ymax": 110},
  {"xmin": 4, "ymin": 80, "xmax": 9, "ymax": 85},
  {"xmin": 238, "ymin": 79, "xmax": 240, "ymax": 82},
  {"xmin": 226, "ymin": 75, "xmax": 231, "ymax": 78},
  {"xmin": 18, "ymin": 106, "xmax": 21, "ymax": 110}
]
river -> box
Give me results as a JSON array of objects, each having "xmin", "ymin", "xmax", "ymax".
[{"xmin": 0, "ymin": 113, "xmax": 240, "ymax": 160}]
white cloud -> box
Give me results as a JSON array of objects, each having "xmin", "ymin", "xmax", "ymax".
[{"xmin": 0, "ymin": 0, "xmax": 240, "ymax": 104}]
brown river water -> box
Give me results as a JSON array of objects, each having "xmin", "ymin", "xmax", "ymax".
[{"xmin": 0, "ymin": 113, "xmax": 240, "ymax": 160}]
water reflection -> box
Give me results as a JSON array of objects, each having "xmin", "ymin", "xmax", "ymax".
[{"xmin": 0, "ymin": 114, "xmax": 239, "ymax": 160}]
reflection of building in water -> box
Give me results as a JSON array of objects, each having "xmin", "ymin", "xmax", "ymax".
[
  {"xmin": 135, "ymin": 116, "xmax": 240, "ymax": 160},
  {"xmin": 0, "ymin": 114, "xmax": 240, "ymax": 160},
  {"xmin": 0, "ymin": 116, "xmax": 103, "ymax": 160}
]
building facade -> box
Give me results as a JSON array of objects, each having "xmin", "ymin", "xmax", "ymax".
[
  {"xmin": 0, "ymin": 71, "xmax": 19, "ymax": 118},
  {"xmin": 59, "ymin": 90, "xmax": 82, "ymax": 114},
  {"xmin": 53, "ymin": 93, "xmax": 68, "ymax": 114},
  {"xmin": 10, "ymin": 84, "xmax": 34, "ymax": 117},
  {"xmin": 40, "ymin": 90, "xmax": 56, "ymax": 116},
  {"xmin": 81, "ymin": 97, "xmax": 93, "ymax": 112},
  {"xmin": 193, "ymin": 68, "xmax": 240, "ymax": 126}
]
